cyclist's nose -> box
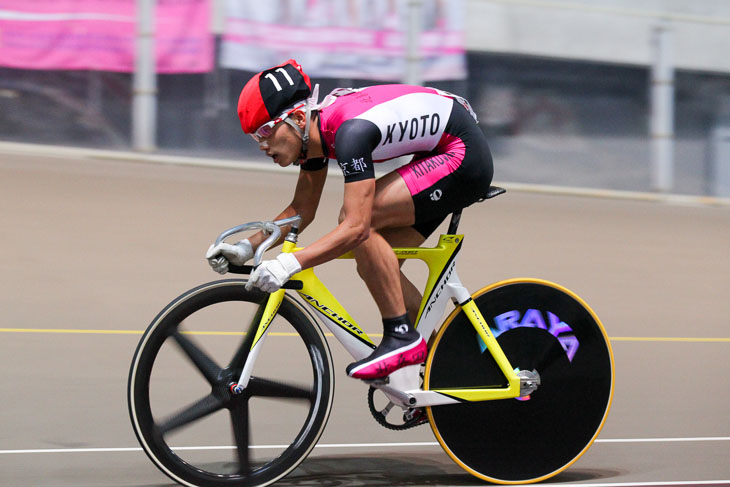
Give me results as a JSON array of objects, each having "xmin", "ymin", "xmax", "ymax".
[{"xmin": 258, "ymin": 140, "xmax": 270, "ymax": 151}]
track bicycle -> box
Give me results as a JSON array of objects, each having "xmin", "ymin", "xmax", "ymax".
[{"xmin": 128, "ymin": 186, "xmax": 614, "ymax": 486}]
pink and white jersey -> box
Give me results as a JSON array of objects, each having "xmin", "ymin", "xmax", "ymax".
[
  {"xmin": 301, "ymin": 83, "xmax": 488, "ymax": 209},
  {"xmin": 302, "ymin": 83, "xmax": 493, "ymax": 238},
  {"xmin": 318, "ymin": 85, "xmax": 462, "ymax": 163}
]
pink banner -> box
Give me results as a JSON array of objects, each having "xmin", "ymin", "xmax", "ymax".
[
  {"xmin": 0, "ymin": 0, "xmax": 212, "ymax": 73},
  {"xmin": 220, "ymin": 0, "xmax": 466, "ymax": 81}
]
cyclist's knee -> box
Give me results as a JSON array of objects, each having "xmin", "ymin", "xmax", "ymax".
[{"xmin": 355, "ymin": 260, "xmax": 367, "ymax": 280}]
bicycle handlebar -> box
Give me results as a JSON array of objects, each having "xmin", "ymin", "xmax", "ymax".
[
  {"xmin": 223, "ymin": 263, "xmax": 303, "ymax": 290},
  {"xmin": 214, "ymin": 215, "xmax": 302, "ymax": 267}
]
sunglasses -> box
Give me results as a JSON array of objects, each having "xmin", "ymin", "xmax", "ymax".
[{"xmin": 250, "ymin": 103, "xmax": 306, "ymax": 143}]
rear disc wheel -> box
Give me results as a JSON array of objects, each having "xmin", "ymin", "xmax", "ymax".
[{"xmin": 425, "ymin": 279, "xmax": 614, "ymax": 483}]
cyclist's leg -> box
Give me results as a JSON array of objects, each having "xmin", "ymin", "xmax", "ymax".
[
  {"xmin": 382, "ymin": 101, "xmax": 493, "ymax": 336},
  {"xmin": 345, "ymin": 174, "xmax": 469, "ymax": 378},
  {"xmin": 352, "ymin": 171, "xmax": 416, "ymax": 317},
  {"xmin": 345, "ymin": 215, "xmax": 426, "ymax": 328},
  {"xmin": 352, "ymin": 236, "xmax": 408, "ymax": 319},
  {"xmin": 348, "ymin": 102, "xmax": 493, "ymax": 379},
  {"xmin": 359, "ymin": 171, "xmax": 456, "ymax": 323},
  {"xmin": 345, "ymin": 172, "xmax": 427, "ymax": 379},
  {"xmin": 351, "ymin": 99, "xmax": 492, "ymax": 324},
  {"xmin": 379, "ymin": 226, "xmax": 427, "ymax": 324},
  {"xmin": 337, "ymin": 171, "xmax": 414, "ymax": 319},
  {"xmin": 379, "ymin": 212, "xmax": 461, "ymax": 325}
]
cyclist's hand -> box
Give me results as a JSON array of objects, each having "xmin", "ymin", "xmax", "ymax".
[
  {"xmin": 245, "ymin": 253, "xmax": 301, "ymax": 292},
  {"xmin": 206, "ymin": 239, "xmax": 254, "ymax": 274}
]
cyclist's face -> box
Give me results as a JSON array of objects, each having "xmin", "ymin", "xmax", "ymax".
[{"xmin": 257, "ymin": 112, "xmax": 304, "ymax": 167}]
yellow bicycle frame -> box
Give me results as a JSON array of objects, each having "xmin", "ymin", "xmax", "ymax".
[{"xmin": 243, "ymin": 234, "xmax": 521, "ymax": 404}]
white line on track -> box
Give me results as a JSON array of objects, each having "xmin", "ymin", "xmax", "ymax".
[
  {"xmin": 569, "ymin": 483, "xmax": 730, "ymax": 486},
  {"xmin": 595, "ymin": 437, "xmax": 730, "ymax": 443},
  {"xmin": 2, "ymin": 442, "xmax": 728, "ymax": 487},
  {"xmin": 1, "ymin": 437, "xmax": 728, "ymax": 454}
]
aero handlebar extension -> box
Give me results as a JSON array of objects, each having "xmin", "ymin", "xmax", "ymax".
[{"xmin": 214, "ymin": 215, "xmax": 303, "ymax": 267}]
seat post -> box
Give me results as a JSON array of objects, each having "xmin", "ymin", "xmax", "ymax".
[
  {"xmin": 444, "ymin": 186, "xmax": 505, "ymax": 236},
  {"xmin": 447, "ymin": 209, "xmax": 462, "ymax": 234}
]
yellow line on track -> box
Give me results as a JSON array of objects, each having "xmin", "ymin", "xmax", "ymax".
[
  {"xmin": 1, "ymin": 328, "xmax": 728, "ymax": 342},
  {"xmin": 0, "ymin": 328, "xmax": 328, "ymax": 337},
  {"xmin": 0, "ymin": 328, "xmax": 144, "ymax": 335}
]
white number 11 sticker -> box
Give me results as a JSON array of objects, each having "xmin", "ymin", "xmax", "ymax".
[{"xmin": 264, "ymin": 68, "xmax": 295, "ymax": 92}]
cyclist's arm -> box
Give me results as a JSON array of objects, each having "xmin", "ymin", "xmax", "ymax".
[
  {"xmin": 291, "ymin": 178, "xmax": 374, "ymax": 269},
  {"xmin": 247, "ymin": 163, "xmax": 328, "ymax": 250},
  {"xmin": 290, "ymin": 119, "xmax": 381, "ymax": 270}
]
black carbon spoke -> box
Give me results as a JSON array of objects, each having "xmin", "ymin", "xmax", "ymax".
[
  {"xmin": 171, "ymin": 330, "xmax": 222, "ymax": 386},
  {"xmin": 247, "ymin": 376, "xmax": 314, "ymax": 401},
  {"xmin": 230, "ymin": 399, "xmax": 251, "ymax": 475},
  {"xmin": 158, "ymin": 393, "xmax": 224, "ymax": 435}
]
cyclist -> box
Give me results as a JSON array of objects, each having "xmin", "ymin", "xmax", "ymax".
[{"xmin": 206, "ymin": 59, "xmax": 494, "ymax": 380}]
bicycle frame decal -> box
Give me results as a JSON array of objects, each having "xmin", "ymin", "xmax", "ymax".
[
  {"xmin": 408, "ymin": 235, "xmax": 463, "ymax": 329},
  {"xmin": 491, "ymin": 309, "xmax": 579, "ymax": 362},
  {"xmin": 293, "ymin": 267, "xmax": 377, "ymax": 360},
  {"xmin": 299, "ymin": 292, "xmax": 363, "ymax": 336}
]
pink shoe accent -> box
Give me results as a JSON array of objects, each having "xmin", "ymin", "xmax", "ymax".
[{"xmin": 348, "ymin": 338, "xmax": 427, "ymax": 380}]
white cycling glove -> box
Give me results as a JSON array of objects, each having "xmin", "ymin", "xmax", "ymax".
[
  {"xmin": 245, "ymin": 253, "xmax": 302, "ymax": 293},
  {"xmin": 206, "ymin": 239, "xmax": 254, "ymax": 274}
]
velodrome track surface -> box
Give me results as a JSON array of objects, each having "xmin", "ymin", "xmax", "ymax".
[{"xmin": 1, "ymin": 148, "xmax": 728, "ymax": 487}]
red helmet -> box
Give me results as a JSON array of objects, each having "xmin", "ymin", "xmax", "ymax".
[{"xmin": 237, "ymin": 59, "xmax": 312, "ymax": 134}]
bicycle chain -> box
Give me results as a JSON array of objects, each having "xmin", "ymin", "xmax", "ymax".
[{"xmin": 367, "ymin": 386, "xmax": 428, "ymax": 431}]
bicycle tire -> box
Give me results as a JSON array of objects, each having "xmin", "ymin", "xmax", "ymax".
[
  {"xmin": 425, "ymin": 278, "xmax": 614, "ymax": 484},
  {"xmin": 128, "ymin": 280, "xmax": 334, "ymax": 487}
]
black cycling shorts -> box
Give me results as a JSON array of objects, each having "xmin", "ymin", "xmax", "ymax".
[{"xmin": 396, "ymin": 102, "xmax": 493, "ymax": 238}]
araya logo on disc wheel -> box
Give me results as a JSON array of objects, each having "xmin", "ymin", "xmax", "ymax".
[{"xmin": 489, "ymin": 308, "xmax": 579, "ymax": 362}]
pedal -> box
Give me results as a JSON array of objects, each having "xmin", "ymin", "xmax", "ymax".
[{"xmin": 403, "ymin": 407, "xmax": 428, "ymax": 426}]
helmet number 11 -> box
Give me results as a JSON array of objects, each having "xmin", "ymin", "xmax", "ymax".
[{"xmin": 265, "ymin": 68, "xmax": 295, "ymax": 92}]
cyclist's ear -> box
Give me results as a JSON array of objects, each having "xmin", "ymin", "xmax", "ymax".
[{"xmin": 290, "ymin": 110, "xmax": 307, "ymax": 129}]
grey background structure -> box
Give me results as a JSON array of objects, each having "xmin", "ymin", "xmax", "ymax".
[{"xmin": 3, "ymin": 0, "xmax": 730, "ymax": 196}]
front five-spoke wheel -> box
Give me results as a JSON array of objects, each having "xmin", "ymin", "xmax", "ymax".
[{"xmin": 128, "ymin": 280, "xmax": 334, "ymax": 487}]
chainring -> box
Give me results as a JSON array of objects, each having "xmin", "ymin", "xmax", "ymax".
[{"xmin": 367, "ymin": 386, "xmax": 428, "ymax": 431}]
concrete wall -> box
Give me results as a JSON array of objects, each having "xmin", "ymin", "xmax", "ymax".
[{"xmin": 466, "ymin": 0, "xmax": 730, "ymax": 73}]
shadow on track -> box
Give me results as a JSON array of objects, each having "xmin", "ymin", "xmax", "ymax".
[{"xmin": 273, "ymin": 455, "xmax": 620, "ymax": 486}]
